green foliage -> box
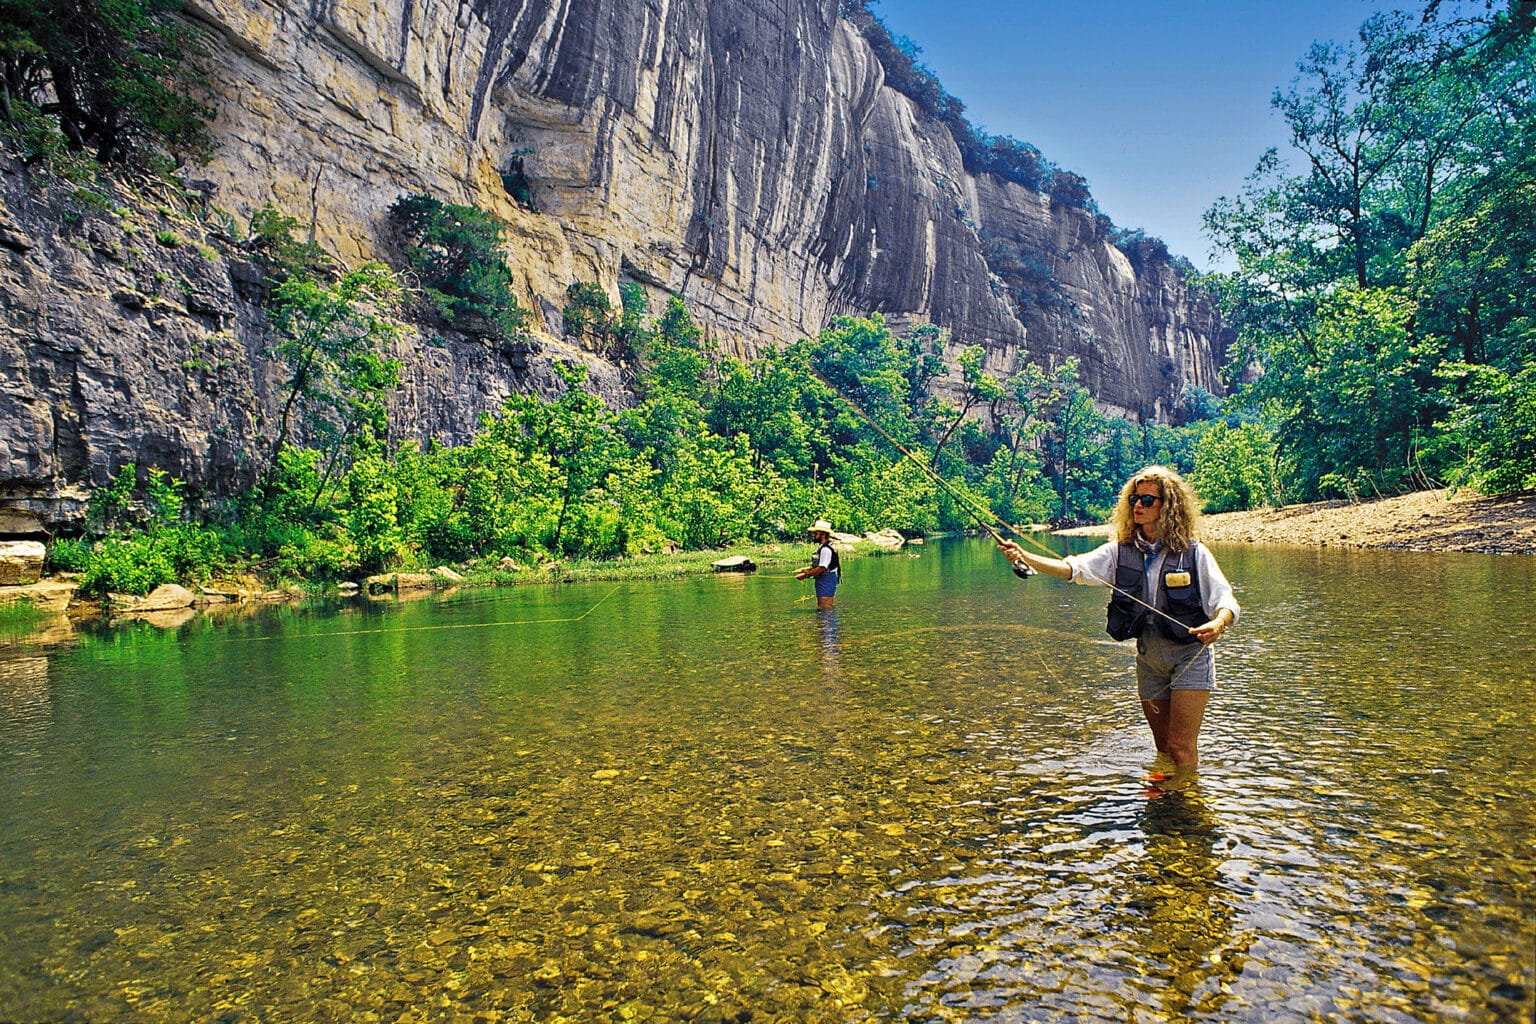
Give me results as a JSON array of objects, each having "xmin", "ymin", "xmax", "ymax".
[
  {"xmin": 87, "ymin": 462, "xmax": 139, "ymax": 534},
  {"xmin": 1437, "ymin": 363, "xmax": 1536, "ymax": 495},
  {"xmin": 45, "ymin": 537, "xmax": 90, "ymax": 574},
  {"xmin": 246, "ymin": 205, "xmax": 331, "ymax": 281},
  {"xmin": 563, "ymin": 281, "xmax": 641, "ymax": 362},
  {"xmin": 639, "ymin": 295, "xmax": 709, "ymax": 400},
  {"xmin": 266, "ymin": 262, "xmax": 402, "ymax": 486},
  {"xmin": 71, "ymin": 468, "xmax": 224, "ymax": 596},
  {"xmin": 927, "ymin": 343, "xmax": 1003, "ymax": 464},
  {"xmin": 1208, "ymin": 4, "xmax": 1536, "ymax": 500},
  {"xmin": 1110, "ymin": 227, "xmax": 1175, "ymax": 276},
  {"xmin": 387, "ymin": 193, "xmax": 529, "ymax": 345},
  {"xmin": 344, "ymin": 439, "xmax": 406, "ymax": 574},
  {"xmin": 60, "ymin": 286, "xmax": 1254, "ymax": 595},
  {"xmin": 1178, "ymin": 386, "xmax": 1223, "ymax": 423},
  {"xmin": 984, "ymin": 240, "xmax": 1073, "ymax": 316},
  {"xmin": 1192, "ymin": 420, "xmax": 1282, "ymax": 512},
  {"xmin": 0, "ymin": 0, "xmax": 215, "ymax": 168},
  {"xmin": 1245, "ymin": 286, "xmax": 1428, "ymax": 497}
]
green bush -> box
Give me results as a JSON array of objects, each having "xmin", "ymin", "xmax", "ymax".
[
  {"xmin": 246, "ymin": 205, "xmax": 331, "ymax": 281},
  {"xmin": 1440, "ymin": 363, "xmax": 1536, "ymax": 496},
  {"xmin": 46, "ymin": 537, "xmax": 91, "ymax": 574},
  {"xmin": 1192, "ymin": 420, "xmax": 1281, "ymax": 512},
  {"xmin": 387, "ymin": 193, "xmax": 529, "ymax": 345},
  {"xmin": 0, "ymin": 0, "xmax": 216, "ymax": 168}
]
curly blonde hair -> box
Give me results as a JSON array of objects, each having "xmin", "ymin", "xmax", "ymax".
[{"xmin": 1107, "ymin": 465, "xmax": 1202, "ymax": 552}]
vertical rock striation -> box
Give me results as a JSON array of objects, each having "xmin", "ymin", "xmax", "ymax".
[{"xmin": 0, "ymin": 0, "xmax": 1228, "ymax": 524}]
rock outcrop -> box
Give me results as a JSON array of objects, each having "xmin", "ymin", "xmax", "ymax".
[
  {"xmin": 0, "ymin": 0, "xmax": 1229, "ymax": 526},
  {"xmin": 0, "ymin": 540, "xmax": 45, "ymax": 585}
]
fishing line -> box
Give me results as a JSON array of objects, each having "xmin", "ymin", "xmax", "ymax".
[
  {"xmin": 807, "ymin": 366, "xmax": 1198, "ymax": 636},
  {"xmin": 208, "ymin": 585, "xmax": 624, "ymax": 644},
  {"xmin": 808, "ymin": 366, "xmax": 1225, "ymax": 698}
]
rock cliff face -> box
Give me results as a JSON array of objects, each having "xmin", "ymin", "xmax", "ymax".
[{"xmin": 0, "ymin": 0, "xmax": 1228, "ymax": 527}]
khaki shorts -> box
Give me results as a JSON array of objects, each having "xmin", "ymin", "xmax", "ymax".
[{"xmin": 1136, "ymin": 631, "xmax": 1215, "ymax": 701}]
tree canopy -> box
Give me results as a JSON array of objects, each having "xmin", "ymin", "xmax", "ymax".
[{"xmin": 1206, "ymin": 1, "xmax": 1536, "ymax": 498}]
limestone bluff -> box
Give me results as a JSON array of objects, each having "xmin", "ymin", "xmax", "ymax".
[{"xmin": 0, "ymin": 0, "xmax": 1228, "ymax": 527}]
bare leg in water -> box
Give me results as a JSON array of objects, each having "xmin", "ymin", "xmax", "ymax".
[{"xmin": 1141, "ymin": 689, "xmax": 1210, "ymax": 791}]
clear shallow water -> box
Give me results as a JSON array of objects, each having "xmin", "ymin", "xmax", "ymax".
[{"xmin": 0, "ymin": 540, "xmax": 1532, "ymax": 1023}]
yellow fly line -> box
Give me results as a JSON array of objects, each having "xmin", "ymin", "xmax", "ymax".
[{"xmin": 806, "ymin": 366, "xmax": 1193, "ymax": 636}]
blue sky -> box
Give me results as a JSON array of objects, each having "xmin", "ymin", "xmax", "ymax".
[{"xmin": 868, "ymin": 1, "xmax": 1382, "ymax": 272}]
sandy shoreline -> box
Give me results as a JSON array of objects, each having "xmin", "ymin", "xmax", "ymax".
[{"xmin": 1057, "ymin": 488, "xmax": 1536, "ymax": 556}]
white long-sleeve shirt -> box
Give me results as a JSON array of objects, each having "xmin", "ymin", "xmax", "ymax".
[{"xmin": 1064, "ymin": 540, "xmax": 1241, "ymax": 625}]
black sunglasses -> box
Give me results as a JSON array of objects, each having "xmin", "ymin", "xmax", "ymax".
[{"xmin": 1127, "ymin": 493, "xmax": 1162, "ymax": 508}]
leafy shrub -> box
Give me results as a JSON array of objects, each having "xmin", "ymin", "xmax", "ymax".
[
  {"xmin": 387, "ymin": 193, "xmax": 529, "ymax": 345},
  {"xmin": 46, "ymin": 537, "xmax": 91, "ymax": 574},
  {"xmin": 344, "ymin": 448, "xmax": 407, "ymax": 574},
  {"xmin": 0, "ymin": 0, "xmax": 216, "ymax": 167},
  {"xmin": 1439, "ymin": 363, "xmax": 1536, "ymax": 496},
  {"xmin": 563, "ymin": 282, "xmax": 615, "ymax": 349},
  {"xmin": 265, "ymin": 264, "xmax": 401, "ymax": 481},
  {"xmin": 246, "ymin": 205, "xmax": 331, "ymax": 281},
  {"xmin": 1192, "ymin": 420, "xmax": 1281, "ymax": 512}
]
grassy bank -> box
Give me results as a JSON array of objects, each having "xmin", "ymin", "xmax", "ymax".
[{"xmin": 0, "ymin": 598, "xmax": 48, "ymax": 643}]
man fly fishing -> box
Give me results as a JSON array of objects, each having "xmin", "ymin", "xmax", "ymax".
[{"xmin": 795, "ymin": 520, "xmax": 841, "ymax": 609}]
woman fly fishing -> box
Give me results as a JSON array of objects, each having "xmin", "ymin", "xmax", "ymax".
[{"xmin": 996, "ymin": 466, "xmax": 1240, "ymax": 791}]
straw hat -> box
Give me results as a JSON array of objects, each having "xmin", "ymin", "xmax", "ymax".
[{"xmin": 809, "ymin": 519, "xmax": 834, "ymax": 535}]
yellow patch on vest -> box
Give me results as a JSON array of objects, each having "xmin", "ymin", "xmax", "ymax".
[{"xmin": 1164, "ymin": 571, "xmax": 1192, "ymax": 588}]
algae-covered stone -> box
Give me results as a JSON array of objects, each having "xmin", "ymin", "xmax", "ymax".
[{"xmin": 711, "ymin": 556, "xmax": 757, "ymax": 573}]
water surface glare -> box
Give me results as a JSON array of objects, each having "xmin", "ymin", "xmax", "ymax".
[{"xmin": 1, "ymin": 540, "xmax": 1533, "ymax": 1022}]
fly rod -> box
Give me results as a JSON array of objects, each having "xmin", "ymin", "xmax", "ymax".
[
  {"xmin": 807, "ymin": 365, "xmax": 1200, "ymax": 635},
  {"xmin": 805, "ymin": 369, "xmax": 1028, "ymax": 554}
]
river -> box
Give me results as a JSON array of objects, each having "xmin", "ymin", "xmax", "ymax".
[{"xmin": 1, "ymin": 538, "xmax": 1532, "ymax": 1023}]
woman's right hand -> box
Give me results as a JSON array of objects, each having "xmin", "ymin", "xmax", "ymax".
[{"xmin": 996, "ymin": 540, "xmax": 1026, "ymax": 567}]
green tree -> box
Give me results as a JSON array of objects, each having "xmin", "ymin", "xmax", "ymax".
[
  {"xmin": 266, "ymin": 263, "xmax": 402, "ymax": 494},
  {"xmin": 1192, "ymin": 419, "xmax": 1282, "ymax": 512},
  {"xmin": 707, "ymin": 349, "xmax": 819, "ymax": 480},
  {"xmin": 74, "ymin": 466, "xmax": 223, "ymax": 595},
  {"xmin": 639, "ymin": 295, "xmax": 708, "ymax": 400},
  {"xmin": 482, "ymin": 361, "xmax": 644, "ymax": 558},
  {"xmin": 388, "ymin": 193, "xmax": 529, "ymax": 346},
  {"xmin": 343, "ymin": 434, "xmax": 406, "ymax": 574},
  {"xmin": 1207, "ymin": 2, "xmax": 1536, "ymax": 500},
  {"xmin": 1436, "ymin": 362, "xmax": 1536, "ymax": 495},
  {"xmin": 982, "ymin": 361, "xmax": 1054, "ymax": 519},
  {"xmin": 0, "ymin": 0, "xmax": 215, "ymax": 167},
  {"xmin": 928, "ymin": 344, "xmax": 1004, "ymax": 466},
  {"xmin": 1248, "ymin": 286, "xmax": 1427, "ymax": 498},
  {"xmin": 1019, "ymin": 358, "xmax": 1107, "ymax": 522},
  {"xmin": 563, "ymin": 281, "xmax": 616, "ymax": 353},
  {"xmin": 246, "ymin": 204, "xmax": 331, "ymax": 282}
]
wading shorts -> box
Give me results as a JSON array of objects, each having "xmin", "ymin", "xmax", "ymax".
[
  {"xmin": 1136, "ymin": 630, "xmax": 1215, "ymax": 701},
  {"xmin": 814, "ymin": 571, "xmax": 839, "ymax": 599}
]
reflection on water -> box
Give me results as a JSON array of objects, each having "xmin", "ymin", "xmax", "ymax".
[
  {"xmin": 817, "ymin": 609, "xmax": 841, "ymax": 681},
  {"xmin": 0, "ymin": 541, "xmax": 1533, "ymax": 1022}
]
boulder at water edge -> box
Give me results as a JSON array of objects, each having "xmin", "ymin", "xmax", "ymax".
[{"xmin": 0, "ymin": 540, "xmax": 45, "ymax": 586}]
